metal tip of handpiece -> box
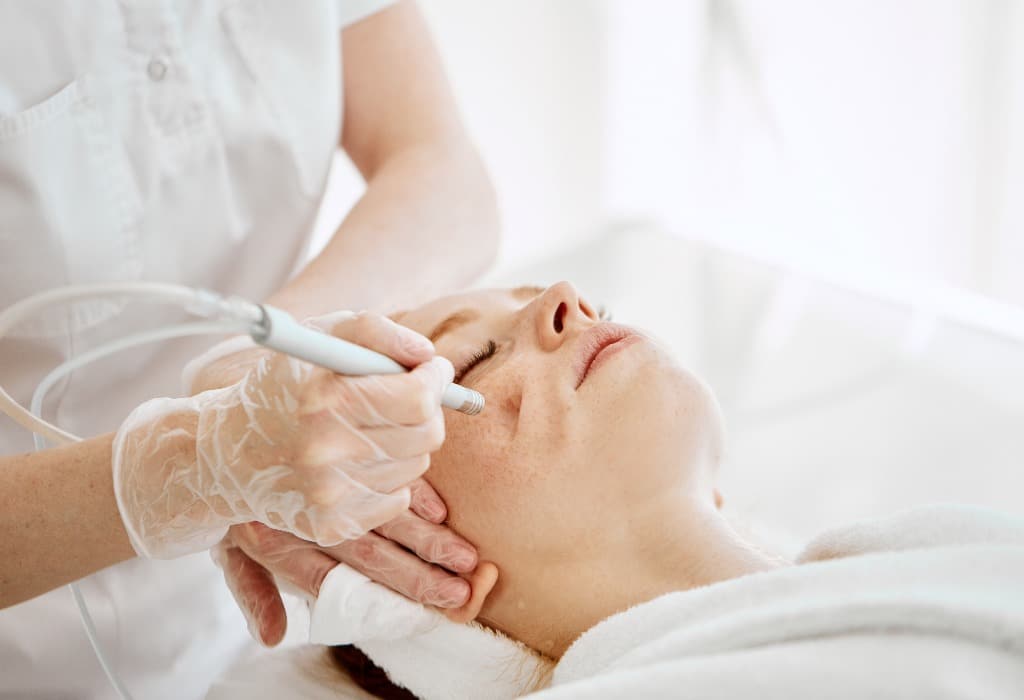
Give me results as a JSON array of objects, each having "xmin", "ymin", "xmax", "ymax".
[{"xmin": 459, "ymin": 390, "xmax": 485, "ymax": 416}]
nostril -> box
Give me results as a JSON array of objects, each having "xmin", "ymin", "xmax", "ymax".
[
  {"xmin": 579, "ymin": 299, "xmax": 595, "ymax": 320},
  {"xmin": 553, "ymin": 302, "xmax": 566, "ymax": 333}
]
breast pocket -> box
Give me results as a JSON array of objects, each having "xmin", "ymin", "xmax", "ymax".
[{"xmin": 0, "ymin": 78, "xmax": 143, "ymax": 338}]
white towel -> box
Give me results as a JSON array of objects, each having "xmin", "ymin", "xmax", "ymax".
[
  {"xmin": 534, "ymin": 504, "xmax": 1024, "ymax": 699},
  {"xmin": 215, "ymin": 504, "xmax": 1024, "ymax": 698},
  {"xmin": 309, "ymin": 565, "xmax": 547, "ymax": 699}
]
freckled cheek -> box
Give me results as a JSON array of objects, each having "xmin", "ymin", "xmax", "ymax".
[{"xmin": 427, "ymin": 414, "xmax": 505, "ymax": 505}]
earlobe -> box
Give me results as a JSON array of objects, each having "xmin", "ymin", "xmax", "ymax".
[{"xmin": 444, "ymin": 561, "xmax": 499, "ymax": 624}]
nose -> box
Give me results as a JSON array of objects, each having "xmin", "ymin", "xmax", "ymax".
[{"xmin": 531, "ymin": 281, "xmax": 599, "ymax": 351}]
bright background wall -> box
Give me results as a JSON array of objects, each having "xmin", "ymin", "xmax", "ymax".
[
  {"xmin": 317, "ymin": 0, "xmax": 1024, "ymax": 309},
  {"xmin": 312, "ymin": 1, "xmax": 1024, "ymax": 544}
]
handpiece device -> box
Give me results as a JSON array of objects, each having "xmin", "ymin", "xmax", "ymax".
[
  {"xmin": 0, "ymin": 284, "xmax": 483, "ymax": 700},
  {"xmin": 250, "ymin": 305, "xmax": 484, "ymax": 415}
]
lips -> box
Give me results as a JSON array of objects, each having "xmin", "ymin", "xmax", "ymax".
[{"xmin": 573, "ymin": 322, "xmax": 638, "ymax": 388}]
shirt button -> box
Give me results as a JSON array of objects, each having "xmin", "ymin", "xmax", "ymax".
[{"xmin": 147, "ymin": 57, "xmax": 168, "ymax": 81}]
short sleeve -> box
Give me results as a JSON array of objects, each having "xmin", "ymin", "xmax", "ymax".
[{"xmin": 335, "ymin": 0, "xmax": 396, "ymax": 29}]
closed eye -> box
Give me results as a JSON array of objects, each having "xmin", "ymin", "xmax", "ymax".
[{"xmin": 454, "ymin": 340, "xmax": 497, "ymax": 383}]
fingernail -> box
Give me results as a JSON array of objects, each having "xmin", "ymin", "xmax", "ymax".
[
  {"xmin": 243, "ymin": 609, "xmax": 264, "ymax": 646},
  {"xmin": 402, "ymin": 332, "xmax": 434, "ymax": 357},
  {"xmin": 423, "ymin": 500, "xmax": 446, "ymax": 522},
  {"xmin": 434, "ymin": 356, "xmax": 454, "ymax": 383},
  {"xmin": 434, "ymin": 579, "xmax": 470, "ymax": 608},
  {"xmin": 446, "ymin": 545, "xmax": 477, "ymax": 572}
]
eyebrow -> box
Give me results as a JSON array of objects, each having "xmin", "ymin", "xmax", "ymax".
[
  {"xmin": 426, "ymin": 286, "xmax": 545, "ymax": 342},
  {"xmin": 428, "ymin": 309, "xmax": 481, "ymax": 342}
]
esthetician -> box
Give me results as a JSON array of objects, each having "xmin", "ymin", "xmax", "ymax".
[{"xmin": 0, "ymin": 2, "xmax": 497, "ymax": 697}]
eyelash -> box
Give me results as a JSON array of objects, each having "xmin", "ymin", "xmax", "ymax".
[
  {"xmin": 455, "ymin": 339, "xmax": 497, "ymax": 383},
  {"xmin": 449, "ymin": 301, "xmax": 606, "ymax": 382}
]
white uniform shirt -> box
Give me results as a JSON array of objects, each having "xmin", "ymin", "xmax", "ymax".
[{"xmin": 0, "ymin": 1, "xmax": 391, "ymax": 697}]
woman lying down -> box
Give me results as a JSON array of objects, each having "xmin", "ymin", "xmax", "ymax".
[{"xmin": 207, "ymin": 282, "xmax": 1024, "ymax": 699}]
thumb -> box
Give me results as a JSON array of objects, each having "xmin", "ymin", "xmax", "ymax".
[
  {"xmin": 231, "ymin": 522, "xmax": 339, "ymax": 598},
  {"xmin": 212, "ymin": 543, "xmax": 288, "ymax": 646},
  {"xmin": 328, "ymin": 312, "xmax": 435, "ymax": 368}
]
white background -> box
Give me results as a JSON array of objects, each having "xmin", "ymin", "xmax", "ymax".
[
  {"xmin": 317, "ymin": 0, "xmax": 1024, "ymax": 309},
  {"xmin": 312, "ymin": 1, "xmax": 1024, "ymax": 543}
]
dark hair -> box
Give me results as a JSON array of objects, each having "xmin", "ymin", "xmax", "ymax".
[
  {"xmin": 328, "ymin": 644, "xmax": 417, "ymax": 699},
  {"xmin": 325, "ymin": 632, "xmax": 556, "ymax": 697}
]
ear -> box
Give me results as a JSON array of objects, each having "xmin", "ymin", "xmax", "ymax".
[
  {"xmin": 444, "ymin": 561, "xmax": 499, "ymax": 624},
  {"xmin": 713, "ymin": 488, "xmax": 724, "ymax": 510}
]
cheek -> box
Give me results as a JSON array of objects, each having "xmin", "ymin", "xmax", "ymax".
[
  {"xmin": 427, "ymin": 374, "xmax": 570, "ymax": 548},
  {"xmin": 429, "ymin": 402, "xmax": 518, "ymax": 530}
]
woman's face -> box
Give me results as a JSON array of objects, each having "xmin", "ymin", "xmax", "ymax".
[{"xmin": 394, "ymin": 282, "xmax": 723, "ymax": 569}]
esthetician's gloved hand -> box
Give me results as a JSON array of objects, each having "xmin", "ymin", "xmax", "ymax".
[
  {"xmin": 112, "ymin": 312, "xmax": 452, "ymax": 558},
  {"xmin": 212, "ymin": 478, "xmax": 481, "ymax": 646}
]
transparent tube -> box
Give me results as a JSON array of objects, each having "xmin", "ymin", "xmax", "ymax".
[
  {"xmin": 0, "ymin": 283, "xmax": 480, "ymax": 699},
  {"xmin": 25, "ymin": 321, "xmax": 249, "ymax": 700},
  {"xmin": 0, "ymin": 283, "xmax": 257, "ymax": 700},
  {"xmin": 0, "ymin": 284, "xmax": 255, "ymax": 443}
]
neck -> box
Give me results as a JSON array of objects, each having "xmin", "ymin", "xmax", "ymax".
[{"xmin": 481, "ymin": 493, "xmax": 783, "ymax": 658}]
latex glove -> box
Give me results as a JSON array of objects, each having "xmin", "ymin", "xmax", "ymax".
[
  {"xmin": 180, "ymin": 334, "xmax": 271, "ymax": 396},
  {"xmin": 113, "ymin": 312, "xmax": 453, "ymax": 558},
  {"xmin": 180, "ymin": 312, "xmax": 364, "ymax": 396},
  {"xmin": 212, "ymin": 478, "xmax": 481, "ymax": 646}
]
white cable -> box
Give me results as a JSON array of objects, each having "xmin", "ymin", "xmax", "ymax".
[
  {"xmin": 0, "ymin": 283, "xmax": 200, "ymax": 338},
  {"xmin": 0, "ymin": 283, "xmax": 476, "ymax": 697},
  {"xmin": 0, "ymin": 382, "xmax": 75, "ymax": 443},
  {"xmin": 0, "ymin": 283, "xmax": 257, "ymax": 700},
  {"xmin": 29, "ymin": 320, "xmax": 243, "ymax": 435},
  {"xmin": 0, "ymin": 283, "xmax": 259, "ymax": 442},
  {"xmin": 25, "ymin": 320, "xmax": 248, "ymax": 700},
  {"xmin": 0, "ymin": 282, "xmax": 262, "ymax": 341},
  {"xmin": 66, "ymin": 582, "xmax": 135, "ymax": 700}
]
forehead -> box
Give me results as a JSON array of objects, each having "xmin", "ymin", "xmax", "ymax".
[{"xmin": 397, "ymin": 286, "xmax": 541, "ymax": 336}]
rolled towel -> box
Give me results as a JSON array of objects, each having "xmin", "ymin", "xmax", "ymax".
[{"xmin": 310, "ymin": 565, "xmax": 548, "ymax": 699}]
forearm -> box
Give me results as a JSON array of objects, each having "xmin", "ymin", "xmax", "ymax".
[
  {"xmin": 194, "ymin": 1, "xmax": 499, "ymax": 389},
  {"xmin": 267, "ymin": 139, "xmax": 499, "ymax": 319},
  {"xmin": 0, "ymin": 434, "xmax": 135, "ymax": 608},
  {"xmin": 189, "ymin": 142, "xmax": 497, "ymax": 394}
]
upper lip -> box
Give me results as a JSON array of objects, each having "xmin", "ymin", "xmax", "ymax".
[{"xmin": 573, "ymin": 322, "xmax": 637, "ymax": 388}]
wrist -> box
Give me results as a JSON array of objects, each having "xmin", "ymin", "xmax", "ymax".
[{"xmin": 113, "ymin": 394, "xmax": 229, "ymax": 558}]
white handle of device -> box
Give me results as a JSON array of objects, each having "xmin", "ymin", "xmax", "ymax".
[{"xmin": 250, "ymin": 305, "xmax": 484, "ymax": 416}]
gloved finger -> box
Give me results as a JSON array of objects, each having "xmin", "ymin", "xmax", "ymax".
[
  {"xmin": 300, "ymin": 310, "xmax": 355, "ymax": 332},
  {"xmin": 327, "ymin": 312, "xmax": 435, "ymax": 369},
  {"xmin": 348, "ymin": 412, "xmax": 446, "ymax": 462},
  {"xmin": 329, "ymin": 531, "xmax": 471, "ymax": 608},
  {"xmin": 374, "ymin": 510, "xmax": 478, "ymax": 573},
  {"xmin": 229, "ymin": 522, "xmax": 338, "ymax": 599},
  {"xmin": 340, "ymin": 454, "xmax": 431, "ymax": 495},
  {"xmin": 302, "ymin": 410, "xmax": 444, "ymax": 466},
  {"xmin": 304, "ymin": 485, "xmax": 412, "ymax": 546},
  {"xmin": 408, "ymin": 478, "xmax": 447, "ymax": 524},
  {"xmin": 211, "ymin": 540, "xmax": 288, "ymax": 646},
  {"xmin": 309, "ymin": 356, "xmax": 453, "ymax": 427}
]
